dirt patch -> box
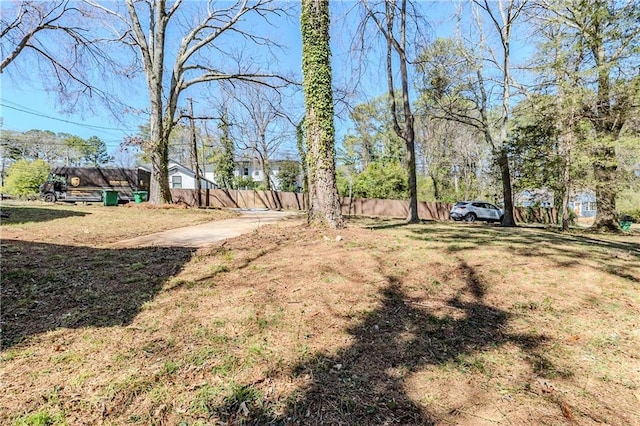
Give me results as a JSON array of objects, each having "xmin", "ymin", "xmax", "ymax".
[{"xmin": 1, "ymin": 205, "xmax": 639, "ymax": 425}]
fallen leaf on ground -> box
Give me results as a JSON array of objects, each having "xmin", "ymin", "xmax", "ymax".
[{"xmin": 560, "ymin": 401, "xmax": 574, "ymax": 421}]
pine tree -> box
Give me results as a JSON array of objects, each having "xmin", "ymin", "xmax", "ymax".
[{"xmin": 540, "ymin": 0, "xmax": 640, "ymax": 231}]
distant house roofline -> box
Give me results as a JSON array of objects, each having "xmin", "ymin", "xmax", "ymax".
[
  {"xmin": 233, "ymin": 158, "xmax": 300, "ymax": 164},
  {"xmin": 142, "ymin": 160, "xmax": 217, "ymax": 186}
]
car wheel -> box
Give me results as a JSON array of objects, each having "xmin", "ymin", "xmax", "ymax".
[
  {"xmin": 464, "ymin": 213, "xmax": 477, "ymax": 222},
  {"xmin": 44, "ymin": 192, "xmax": 56, "ymax": 203}
]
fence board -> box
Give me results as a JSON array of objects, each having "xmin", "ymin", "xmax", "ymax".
[{"xmin": 170, "ymin": 189, "xmax": 558, "ymax": 224}]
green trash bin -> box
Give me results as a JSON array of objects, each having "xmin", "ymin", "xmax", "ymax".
[
  {"xmin": 102, "ymin": 190, "xmax": 119, "ymax": 206},
  {"xmin": 133, "ymin": 191, "xmax": 148, "ymax": 204},
  {"xmin": 620, "ymin": 221, "xmax": 632, "ymax": 232}
]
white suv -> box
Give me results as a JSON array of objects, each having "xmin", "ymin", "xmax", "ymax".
[{"xmin": 450, "ymin": 201, "xmax": 504, "ymax": 223}]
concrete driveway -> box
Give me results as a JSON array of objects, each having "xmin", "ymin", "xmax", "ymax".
[{"xmin": 112, "ymin": 209, "xmax": 303, "ymax": 248}]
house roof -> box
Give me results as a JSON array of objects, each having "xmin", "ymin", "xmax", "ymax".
[
  {"xmin": 168, "ymin": 161, "xmax": 197, "ymax": 176},
  {"xmin": 233, "ymin": 158, "xmax": 300, "ymax": 164},
  {"xmin": 166, "ymin": 160, "xmax": 216, "ymax": 185}
]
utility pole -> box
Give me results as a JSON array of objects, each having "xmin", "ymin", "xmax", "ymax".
[
  {"xmin": 188, "ymin": 98, "xmax": 202, "ymax": 207},
  {"xmin": 0, "ymin": 140, "xmax": 6, "ymax": 188}
]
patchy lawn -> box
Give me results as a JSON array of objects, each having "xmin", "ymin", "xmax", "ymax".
[
  {"xmin": 1, "ymin": 204, "xmax": 639, "ymax": 425},
  {"xmin": 0, "ymin": 200, "xmax": 237, "ymax": 246}
]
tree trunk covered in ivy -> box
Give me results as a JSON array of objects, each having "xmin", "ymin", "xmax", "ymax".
[{"xmin": 300, "ymin": 0, "xmax": 344, "ymax": 228}]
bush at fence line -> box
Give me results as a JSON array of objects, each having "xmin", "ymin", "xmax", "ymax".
[{"xmin": 1, "ymin": 159, "xmax": 50, "ymax": 198}]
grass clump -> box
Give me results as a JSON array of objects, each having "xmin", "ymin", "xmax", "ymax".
[{"xmin": 12, "ymin": 411, "xmax": 66, "ymax": 426}]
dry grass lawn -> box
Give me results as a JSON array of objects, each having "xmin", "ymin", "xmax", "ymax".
[{"xmin": 1, "ymin": 202, "xmax": 639, "ymax": 425}]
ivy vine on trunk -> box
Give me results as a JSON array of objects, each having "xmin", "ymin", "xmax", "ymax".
[{"xmin": 300, "ymin": 0, "xmax": 344, "ymax": 228}]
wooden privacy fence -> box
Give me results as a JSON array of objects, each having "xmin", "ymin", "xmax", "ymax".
[
  {"xmin": 171, "ymin": 188, "xmax": 307, "ymax": 211},
  {"xmin": 514, "ymin": 206, "xmax": 559, "ymax": 224},
  {"xmin": 342, "ymin": 197, "xmax": 453, "ymax": 221},
  {"xmin": 170, "ymin": 189, "xmax": 558, "ymax": 224}
]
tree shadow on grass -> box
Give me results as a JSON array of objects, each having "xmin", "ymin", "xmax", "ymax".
[
  {"xmin": 0, "ymin": 206, "xmax": 89, "ymax": 225},
  {"xmin": 410, "ymin": 224, "xmax": 639, "ymax": 255},
  {"xmin": 408, "ymin": 224, "xmax": 640, "ymax": 284},
  {"xmin": 212, "ymin": 266, "xmax": 548, "ymax": 425},
  {"xmin": 357, "ymin": 218, "xmax": 440, "ymax": 231},
  {"xmin": 1, "ymin": 239, "xmax": 195, "ymax": 349}
]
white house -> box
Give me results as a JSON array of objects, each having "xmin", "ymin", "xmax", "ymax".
[
  {"xmin": 167, "ymin": 161, "xmax": 217, "ymax": 190},
  {"xmin": 204, "ymin": 158, "xmax": 302, "ymax": 191}
]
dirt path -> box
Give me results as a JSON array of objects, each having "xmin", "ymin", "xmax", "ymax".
[{"xmin": 111, "ymin": 209, "xmax": 303, "ymax": 248}]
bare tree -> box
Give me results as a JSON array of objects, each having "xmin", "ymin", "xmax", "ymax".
[
  {"xmin": 87, "ymin": 0, "xmax": 294, "ymax": 204},
  {"xmin": 112, "ymin": 144, "xmax": 141, "ymax": 169},
  {"xmin": 361, "ymin": 0, "xmax": 421, "ymax": 223},
  {"xmin": 2, "ymin": 1, "xmax": 89, "ymax": 76},
  {"xmin": 418, "ymin": 1, "xmax": 528, "ymax": 227},
  {"xmin": 414, "ymin": 114, "xmax": 486, "ymax": 202},
  {"xmin": 1, "ymin": 1, "xmax": 126, "ymax": 113},
  {"xmin": 469, "ymin": 0, "xmax": 528, "ymax": 227},
  {"xmin": 227, "ymin": 84, "xmax": 291, "ymax": 191}
]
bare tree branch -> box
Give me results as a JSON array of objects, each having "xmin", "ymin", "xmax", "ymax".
[
  {"xmin": 92, "ymin": 0, "xmax": 295, "ymax": 204},
  {"xmin": 1, "ymin": 1, "xmax": 92, "ymax": 73},
  {"xmin": 1, "ymin": 0, "xmax": 137, "ymax": 121}
]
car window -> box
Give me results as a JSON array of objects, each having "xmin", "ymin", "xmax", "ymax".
[
  {"xmin": 472, "ymin": 202, "xmax": 483, "ymax": 208},
  {"xmin": 455, "ymin": 202, "xmax": 467, "ymax": 207}
]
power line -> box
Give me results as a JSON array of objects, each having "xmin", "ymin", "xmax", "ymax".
[
  {"xmin": 0, "ymin": 100, "xmax": 141, "ymax": 133},
  {"xmin": 0, "ymin": 138, "xmax": 123, "ymax": 148}
]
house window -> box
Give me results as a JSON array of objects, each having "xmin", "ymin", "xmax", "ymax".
[
  {"xmin": 253, "ymin": 170, "xmax": 260, "ymax": 176},
  {"xmin": 243, "ymin": 167, "xmax": 249, "ymax": 176},
  {"xmin": 588, "ymin": 202, "xmax": 597, "ymax": 211},
  {"xmin": 171, "ymin": 175, "xmax": 182, "ymax": 188}
]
